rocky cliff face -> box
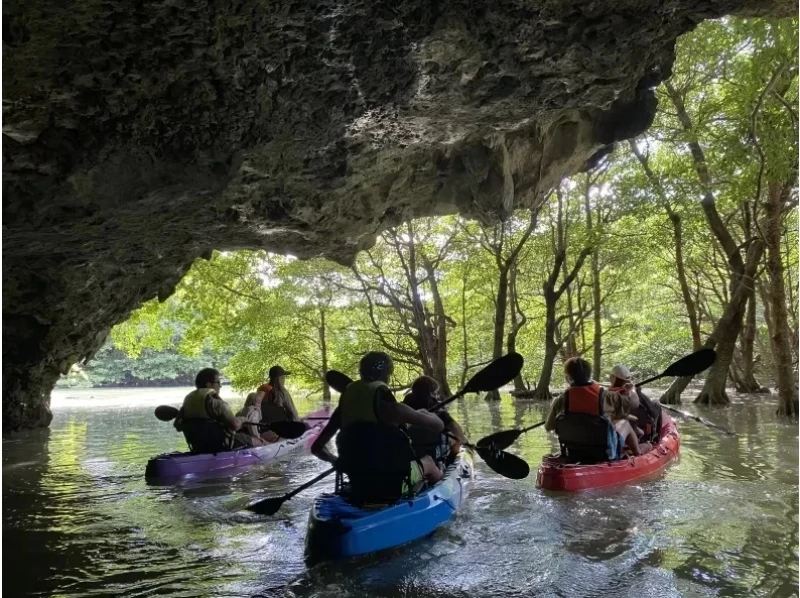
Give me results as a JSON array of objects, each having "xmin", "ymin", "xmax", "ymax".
[{"xmin": 3, "ymin": 0, "xmax": 792, "ymax": 431}]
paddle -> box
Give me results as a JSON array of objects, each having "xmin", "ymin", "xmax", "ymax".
[
  {"xmin": 637, "ymin": 348, "xmax": 717, "ymax": 386},
  {"xmin": 476, "ymin": 348, "xmax": 720, "ymax": 451},
  {"xmin": 153, "ymin": 405, "xmax": 308, "ymax": 439},
  {"xmin": 657, "ymin": 404, "xmax": 734, "ymax": 435},
  {"xmin": 324, "ymin": 366, "xmax": 530, "ymax": 480},
  {"xmin": 246, "ymin": 354, "xmax": 529, "ymax": 515}
]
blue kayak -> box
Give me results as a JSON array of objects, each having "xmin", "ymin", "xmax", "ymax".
[{"xmin": 305, "ymin": 448, "xmax": 475, "ymax": 563}]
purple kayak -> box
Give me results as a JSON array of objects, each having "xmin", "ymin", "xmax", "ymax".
[{"xmin": 145, "ymin": 406, "xmax": 332, "ymax": 480}]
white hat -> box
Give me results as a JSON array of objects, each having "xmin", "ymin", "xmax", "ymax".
[{"xmin": 610, "ymin": 365, "xmax": 632, "ymax": 381}]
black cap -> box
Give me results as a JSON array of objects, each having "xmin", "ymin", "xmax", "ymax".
[
  {"xmin": 359, "ymin": 351, "xmax": 394, "ymax": 382},
  {"xmin": 268, "ymin": 365, "xmax": 290, "ymax": 379}
]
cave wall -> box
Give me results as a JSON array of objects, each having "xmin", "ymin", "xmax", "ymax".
[{"xmin": 3, "ymin": 0, "xmax": 793, "ymax": 432}]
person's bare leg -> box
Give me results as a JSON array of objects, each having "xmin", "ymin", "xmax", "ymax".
[
  {"xmin": 419, "ymin": 455, "xmax": 443, "ymax": 484},
  {"xmin": 615, "ymin": 420, "xmax": 642, "ymax": 455}
]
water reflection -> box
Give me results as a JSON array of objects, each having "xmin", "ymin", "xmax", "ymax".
[{"xmin": 2, "ymin": 388, "xmax": 798, "ymax": 597}]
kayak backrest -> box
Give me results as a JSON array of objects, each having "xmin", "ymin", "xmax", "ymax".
[
  {"xmin": 261, "ymin": 402, "xmax": 290, "ymax": 424},
  {"xmin": 181, "ymin": 418, "xmax": 234, "ymax": 454},
  {"xmin": 336, "ymin": 422, "xmax": 416, "ymax": 505},
  {"xmin": 555, "ymin": 413, "xmax": 619, "ymax": 464}
]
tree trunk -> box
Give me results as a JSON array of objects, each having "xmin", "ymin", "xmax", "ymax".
[
  {"xmin": 532, "ymin": 291, "xmax": 558, "ymax": 402},
  {"xmin": 318, "ymin": 308, "xmax": 331, "ymax": 402},
  {"xmin": 695, "ymin": 240, "xmax": 765, "ymax": 405},
  {"xmin": 667, "ymin": 208, "xmax": 702, "ymax": 350},
  {"xmin": 763, "ymin": 181, "xmax": 799, "ymax": 416},
  {"xmin": 460, "ymin": 270, "xmax": 469, "ymax": 389},
  {"xmin": 485, "ymin": 267, "xmax": 510, "ymax": 401},
  {"xmin": 507, "ymin": 263, "xmax": 527, "ymax": 391},
  {"xmin": 659, "ymin": 376, "xmax": 692, "ymax": 405},
  {"xmin": 731, "ymin": 290, "xmax": 766, "ymax": 393}
]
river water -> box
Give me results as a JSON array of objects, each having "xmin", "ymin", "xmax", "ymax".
[{"xmin": 3, "ymin": 387, "xmax": 798, "ymax": 597}]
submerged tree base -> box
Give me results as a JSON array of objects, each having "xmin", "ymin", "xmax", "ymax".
[{"xmin": 694, "ymin": 388, "xmax": 731, "ymax": 406}]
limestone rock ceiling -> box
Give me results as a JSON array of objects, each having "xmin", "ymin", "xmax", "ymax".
[{"xmin": 2, "ymin": 0, "xmax": 794, "ymax": 431}]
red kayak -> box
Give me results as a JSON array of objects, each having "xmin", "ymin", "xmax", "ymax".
[{"xmin": 536, "ymin": 414, "xmax": 680, "ymax": 491}]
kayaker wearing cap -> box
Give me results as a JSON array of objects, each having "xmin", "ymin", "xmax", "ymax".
[
  {"xmin": 311, "ymin": 351, "xmax": 446, "ymax": 490},
  {"xmin": 403, "ymin": 376, "xmax": 468, "ymax": 468},
  {"xmin": 609, "ymin": 364, "xmax": 662, "ymax": 444},
  {"xmin": 175, "ymin": 368, "xmax": 272, "ymax": 452},
  {"xmin": 543, "ymin": 357, "xmax": 626, "ymax": 463},
  {"xmin": 257, "ymin": 365, "xmax": 300, "ymax": 423}
]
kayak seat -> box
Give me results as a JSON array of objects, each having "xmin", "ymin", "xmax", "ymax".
[
  {"xmin": 555, "ymin": 413, "xmax": 618, "ymax": 465},
  {"xmin": 335, "ymin": 422, "xmax": 419, "ymax": 507},
  {"xmin": 180, "ymin": 418, "xmax": 235, "ymax": 454}
]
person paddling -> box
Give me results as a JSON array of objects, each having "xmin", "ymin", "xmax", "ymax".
[
  {"xmin": 175, "ymin": 368, "xmax": 271, "ymax": 452},
  {"xmin": 257, "ymin": 365, "xmax": 300, "ymax": 423},
  {"xmin": 543, "ymin": 357, "xmax": 630, "ymax": 463},
  {"xmin": 311, "ymin": 352, "xmax": 446, "ymax": 496},
  {"xmin": 403, "ymin": 376, "xmax": 468, "ymax": 468},
  {"xmin": 609, "ymin": 364, "xmax": 662, "ymax": 443}
]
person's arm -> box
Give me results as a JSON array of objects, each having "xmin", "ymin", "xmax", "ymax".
[
  {"xmin": 282, "ymin": 390, "xmax": 300, "ymax": 421},
  {"xmin": 311, "ymin": 407, "xmax": 341, "ymax": 464},
  {"xmin": 211, "ymin": 396, "xmax": 245, "ymax": 431},
  {"xmin": 446, "ymin": 419, "xmax": 469, "ymax": 444},
  {"xmin": 544, "ymin": 395, "xmax": 564, "ymax": 432},
  {"xmin": 388, "ymin": 402, "xmax": 445, "ymax": 431}
]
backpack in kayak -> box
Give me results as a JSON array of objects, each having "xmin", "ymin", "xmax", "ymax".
[
  {"xmin": 335, "ymin": 421, "xmax": 419, "ymax": 506},
  {"xmin": 261, "ymin": 402, "xmax": 290, "ymax": 424},
  {"xmin": 406, "ymin": 425, "xmax": 449, "ymax": 465},
  {"xmin": 180, "ymin": 418, "xmax": 235, "ymax": 454},
  {"xmin": 555, "ymin": 388, "xmax": 623, "ymax": 464}
]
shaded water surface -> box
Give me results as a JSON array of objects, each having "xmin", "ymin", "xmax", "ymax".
[{"xmin": 3, "ymin": 388, "xmax": 798, "ymax": 597}]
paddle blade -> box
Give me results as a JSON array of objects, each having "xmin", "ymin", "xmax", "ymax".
[
  {"xmin": 154, "ymin": 405, "xmax": 180, "ymax": 422},
  {"xmin": 269, "ymin": 420, "xmax": 309, "ymax": 439},
  {"xmin": 246, "ymin": 496, "xmax": 286, "ymax": 515},
  {"xmin": 662, "ymin": 349, "xmax": 717, "ymax": 378},
  {"xmin": 325, "ymin": 370, "xmax": 353, "ymax": 394},
  {"xmin": 476, "ymin": 429, "xmax": 523, "ymax": 452},
  {"xmin": 476, "ymin": 447, "xmax": 530, "ymax": 479},
  {"xmin": 465, "ymin": 353, "xmax": 524, "ymax": 393}
]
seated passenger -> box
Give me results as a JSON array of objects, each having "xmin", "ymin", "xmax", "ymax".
[
  {"xmin": 236, "ymin": 392, "xmax": 279, "ymax": 443},
  {"xmin": 608, "ymin": 364, "xmax": 662, "ymax": 444},
  {"xmin": 176, "ymin": 368, "xmax": 271, "ymax": 452},
  {"xmin": 311, "ymin": 352, "xmax": 445, "ymax": 501},
  {"xmin": 604, "ymin": 388, "xmax": 651, "ymax": 456},
  {"xmin": 543, "ymin": 357, "xmax": 624, "ymax": 464},
  {"xmin": 403, "ymin": 376, "xmax": 469, "ymax": 467},
  {"xmin": 257, "ymin": 365, "xmax": 300, "ymax": 423}
]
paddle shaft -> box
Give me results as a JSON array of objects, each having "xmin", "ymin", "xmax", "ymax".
[
  {"xmin": 659, "ymin": 404, "xmax": 734, "ymax": 435},
  {"xmin": 283, "ymin": 467, "xmax": 336, "ymax": 501}
]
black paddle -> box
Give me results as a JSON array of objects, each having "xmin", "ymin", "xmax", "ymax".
[
  {"xmin": 246, "ymin": 354, "xmax": 529, "ymax": 515},
  {"xmin": 153, "ymin": 405, "xmax": 308, "ymax": 439},
  {"xmin": 477, "ymin": 348, "xmax": 720, "ymax": 451}
]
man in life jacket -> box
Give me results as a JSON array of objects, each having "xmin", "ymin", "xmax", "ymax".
[
  {"xmin": 543, "ymin": 357, "xmax": 625, "ymax": 464},
  {"xmin": 609, "ymin": 364, "xmax": 662, "ymax": 444},
  {"xmin": 403, "ymin": 375, "xmax": 469, "ymax": 469},
  {"xmin": 311, "ymin": 352, "xmax": 446, "ymax": 496},
  {"xmin": 176, "ymin": 368, "xmax": 270, "ymax": 452}
]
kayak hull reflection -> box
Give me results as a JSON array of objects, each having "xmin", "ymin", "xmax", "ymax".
[{"xmin": 536, "ymin": 414, "xmax": 680, "ymax": 491}]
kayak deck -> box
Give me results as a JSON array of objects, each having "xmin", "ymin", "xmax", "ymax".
[
  {"xmin": 305, "ymin": 448, "xmax": 474, "ymax": 564},
  {"xmin": 536, "ymin": 414, "xmax": 680, "ymax": 491},
  {"xmin": 145, "ymin": 406, "xmax": 331, "ymax": 480}
]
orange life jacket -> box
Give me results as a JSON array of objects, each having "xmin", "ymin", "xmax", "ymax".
[{"xmin": 563, "ymin": 382, "xmax": 604, "ymax": 417}]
